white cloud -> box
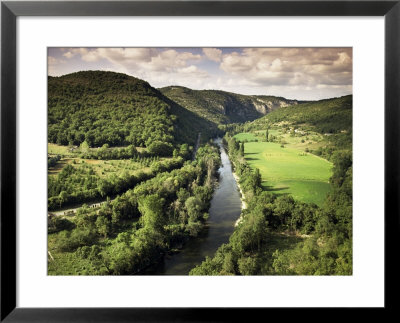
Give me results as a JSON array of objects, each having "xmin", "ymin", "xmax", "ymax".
[
  {"xmin": 48, "ymin": 56, "xmax": 66, "ymax": 75},
  {"xmin": 203, "ymin": 48, "xmax": 222, "ymax": 62},
  {"xmin": 218, "ymin": 48, "xmax": 352, "ymax": 98},
  {"xmin": 62, "ymin": 51, "xmax": 74, "ymax": 59}
]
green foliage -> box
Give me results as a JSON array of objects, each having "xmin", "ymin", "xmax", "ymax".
[
  {"xmin": 48, "ymin": 143, "xmax": 221, "ymax": 275},
  {"xmin": 48, "ymin": 71, "xmax": 218, "ymax": 149},
  {"xmin": 48, "ymin": 214, "xmax": 75, "ymax": 233},
  {"xmin": 48, "ymin": 154, "xmax": 61, "ymax": 168},
  {"xmin": 48, "ymin": 157, "xmax": 184, "ymax": 210},
  {"xmin": 56, "ymin": 227, "xmax": 98, "ymax": 252},
  {"xmin": 147, "ymin": 141, "xmax": 173, "ymax": 157},
  {"xmin": 255, "ymin": 95, "xmax": 352, "ymax": 134},
  {"xmin": 139, "ymin": 194, "xmax": 166, "ymax": 232}
]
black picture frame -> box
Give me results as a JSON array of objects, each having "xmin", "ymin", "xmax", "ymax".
[{"xmin": 1, "ymin": 0, "xmax": 399, "ymax": 321}]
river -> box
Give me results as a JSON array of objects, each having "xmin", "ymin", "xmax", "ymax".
[{"xmin": 145, "ymin": 138, "xmax": 242, "ymax": 275}]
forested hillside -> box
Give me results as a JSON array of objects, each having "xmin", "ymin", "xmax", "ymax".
[
  {"xmin": 250, "ymin": 95, "xmax": 352, "ymax": 135},
  {"xmin": 160, "ymin": 86, "xmax": 300, "ymax": 125},
  {"xmin": 48, "ymin": 71, "xmax": 219, "ymax": 149}
]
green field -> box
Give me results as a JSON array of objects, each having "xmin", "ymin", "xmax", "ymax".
[
  {"xmin": 243, "ymin": 141, "xmax": 332, "ymax": 206},
  {"xmin": 233, "ymin": 132, "xmax": 260, "ymax": 142},
  {"xmin": 48, "ymin": 143, "xmax": 71, "ymax": 155}
]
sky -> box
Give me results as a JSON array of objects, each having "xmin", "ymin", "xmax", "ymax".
[{"xmin": 48, "ymin": 47, "xmax": 352, "ymax": 100}]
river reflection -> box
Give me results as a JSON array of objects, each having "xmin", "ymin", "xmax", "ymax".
[{"xmin": 144, "ymin": 138, "xmax": 242, "ymax": 275}]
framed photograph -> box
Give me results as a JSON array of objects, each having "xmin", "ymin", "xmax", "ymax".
[{"xmin": 1, "ymin": 0, "xmax": 399, "ymax": 321}]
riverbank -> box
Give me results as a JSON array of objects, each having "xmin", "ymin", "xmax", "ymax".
[{"xmin": 232, "ymin": 171, "xmax": 247, "ymax": 227}]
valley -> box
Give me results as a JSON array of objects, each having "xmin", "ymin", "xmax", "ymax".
[{"xmin": 47, "ymin": 70, "xmax": 352, "ymax": 276}]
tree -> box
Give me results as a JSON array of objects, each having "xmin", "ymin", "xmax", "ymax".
[
  {"xmin": 95, "ymin": 215, "xmax": 110, "ymax": 238},
  {"xmin": 58, "ymin": 190, "xmax": 68, "ymax": 207},
  {"xmin": 147, "ymin": 141, "xmax": 173, "ymax": 157},
  {"xmin": 98, "ymin": 179, "xmax": 112, "ymax": 197},
  {"xmin": 179, "ymin": 143, "xmax": 190, "ymax": 159},
  {"xmin": 185, "ymin": 196, "xmax": 203, "ymax": 222},
  {"xmin": 249, "ymin": 168, "xmax": 262, "ymax": 193},
  {"xmin": 80, "ymin": 140, "xmax": 90, "ymax": 153},
  {"xmin": 138, "ymin": 194, "xmax": 165, "ymax": 232}
]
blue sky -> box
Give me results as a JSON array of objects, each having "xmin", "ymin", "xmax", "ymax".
[{"xmin": 48, "ymin": 47, "xmax": 352, "ymax": 100}]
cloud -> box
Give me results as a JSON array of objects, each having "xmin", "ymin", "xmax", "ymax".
[
  {"xmin": 220, "ymin": 48, "xmax": 352, "ymax": 89},
  {"xmin": 62, "ymin": 51, "xmax": 74, "ymax": 59},
  {"xmin": 178, "ymin": 65, "xmax": 208, "ymax": 78},
  {"xmin": 59, "ymin": 47, "xmax": 205, "ymax": 76},
  {"xmin": 48, "ymin": 56, "xmax": 66, "ymax": 75},
  {"xmin": 203, "ymin": 48, "xmax": 222, "ymax": 62}
]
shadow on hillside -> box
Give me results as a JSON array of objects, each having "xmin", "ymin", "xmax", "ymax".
[{"xmin": 263, "ymin": 184, "xmax": 290, "ymax": 192}]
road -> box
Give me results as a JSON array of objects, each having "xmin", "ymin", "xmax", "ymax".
[{"xmin": 49, "ymin": 200, "xmax": 109, "ymax": 217}]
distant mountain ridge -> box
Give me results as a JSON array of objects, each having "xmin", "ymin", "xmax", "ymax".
[{"xmin": 160, "ymin": 86, "xmax": 301, "ymax": 125}]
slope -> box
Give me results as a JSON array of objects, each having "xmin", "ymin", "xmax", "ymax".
[
  {"xmin": 48, "ymin": 71, "xmax": 218, "ymax": 149},
  {"xmin": 250, "ymin": 95, "xmax": 353, "ymax": 135},
  {"xmin": 160, "ymin": 86, "xmax": 300, "ymax": 125}
]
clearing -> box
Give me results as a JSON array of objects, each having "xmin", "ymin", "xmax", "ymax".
[{"xmin": 236, "ymin": 137, "xmax": 332, "ymax": 206}]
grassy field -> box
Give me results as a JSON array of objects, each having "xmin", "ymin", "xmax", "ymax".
[
  {"xmin": 233, "ymin": 132, "xmax": 260, "ymax": 142},
  {"xmin": 236, "ymin": 129, "xmax": 326, "ymax": 152},
  {"xmin": 48, "ymin": 143, "xmax": 71, "ymax": 155},
  {"xmin": 242, "ymin": 140, "xmax": 332, "ymax": 206}
]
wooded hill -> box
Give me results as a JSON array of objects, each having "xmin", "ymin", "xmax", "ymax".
[
  {"xmin": 48, "ymin": 71, "xmax": 219, "ymax": 150},
  {"xmin": 249, "ymin": 95, "xmax": 352, "ymax": 135},
  {"xmin": 160, "ymin": 85, "xmax": 301, "ymax": 125}
]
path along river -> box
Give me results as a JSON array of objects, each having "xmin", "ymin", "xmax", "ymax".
[{"xmin": 145, "ymin": 138, "xmax": 242, "ymax": 275}]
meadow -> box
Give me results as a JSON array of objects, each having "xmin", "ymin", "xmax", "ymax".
[{"xmin": 234, "ymin": 134, "xmax": 332, "ymax": 206}]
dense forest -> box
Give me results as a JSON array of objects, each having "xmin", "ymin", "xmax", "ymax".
[
  {"xmin": 48, "ymin": 71, "xmax": 220, "ymax": 149},
  {"xmin": 48, "ymin": 71, "xmax": 352, "ymax": 276}
]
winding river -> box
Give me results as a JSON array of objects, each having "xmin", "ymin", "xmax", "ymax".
[{"xmin": 146, "ymin": 138, "xmax": 242, "ymax": 275}]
